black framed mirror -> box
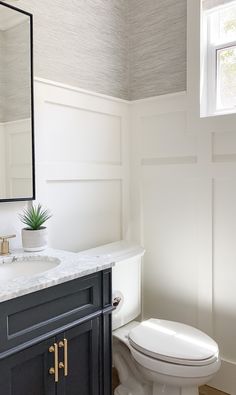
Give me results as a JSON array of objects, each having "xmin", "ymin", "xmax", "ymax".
[{"xmin": 0, "ymin": 1, "xmax": 35, "ymax": 202}]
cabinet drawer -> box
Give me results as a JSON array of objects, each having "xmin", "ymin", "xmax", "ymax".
[{"xmin": 0, "ymin": 272, "xmax": 104, "ymax": 356}]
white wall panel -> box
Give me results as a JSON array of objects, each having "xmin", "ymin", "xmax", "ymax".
[
  {"xmin": 140, "ymin": 111, "xmax": 196, "ymax": 161},
  {"xmin": 142, "ymin": 175, "xmax": 198, "ymax": 326},
  {"xmin": 34, "ymin": 79, "xmax": 130, "ymax": 252},
  {"xmin": 212, "ymin": 130, "xmax": 236, "ymax": 163},
  {"xmin": 45, "ymin": 180, "xmax": 121, "ymax": 252},
  {"xmin": 131, "ymin": 91, "xmax": 236, "ymax": 393},
  {"xmin": 11, "ymin": 178, "xmax": 31, "ymax": 197},
  {"xmin": 213, "ymin": 179, "xmax": 236, "ymax": 361},
  {"xmin": 5, "ymin": 119, "xmax": 32, "ymax": 198},
  {"xmin": 44, "ymin": 102, "xmax": 122, "ymax": 165},
  {"xmin": 7, "ymin": 130, "xmax": 31, "ymax": 166}
]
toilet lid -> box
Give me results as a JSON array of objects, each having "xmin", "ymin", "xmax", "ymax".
[{"xmin": 128, "ymin": 319, "xmax": 219, "ymax": 366}]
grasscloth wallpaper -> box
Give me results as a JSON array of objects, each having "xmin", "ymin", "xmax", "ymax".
[
  {"xmin": 7, "ymin": 0, "xmax": 129, "ymax": 99},
  {"xmin": 6, "ymin": 0, "xmax": 187, "ymax": 101},
  {"xmin": 128, "ymin": 0, "xmax": 187, "ymax": 100},
  {"xmin": 5, "ymin": 21, "xmax": 31, "ymax": 122}
]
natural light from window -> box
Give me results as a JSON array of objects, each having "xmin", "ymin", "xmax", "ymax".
[{"xmin": 202, "ymin": 0, "xmax": 236, "ymax": 116}]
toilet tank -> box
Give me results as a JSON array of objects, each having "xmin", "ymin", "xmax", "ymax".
[{"xmin": 78, "ymin": 241, "xmax": 145, "ymax": 330}]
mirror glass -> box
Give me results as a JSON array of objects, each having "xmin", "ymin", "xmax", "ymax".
[{"xmin": 0, "ymin": 3, "xmax": 34, "ymax": 202}]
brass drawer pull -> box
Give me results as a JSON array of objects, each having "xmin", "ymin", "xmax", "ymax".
[
  {"xmin": 59, "ymin": 338, "xmax": 68, "ymax": 377},
  {"xmin": 49, "ymin": 343, "xmax": 59, "ymax": 382}
]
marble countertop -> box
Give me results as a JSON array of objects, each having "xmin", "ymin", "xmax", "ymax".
[{"xmin": 0, "ymin": 248, "xmax": 115, "ymax": 303}]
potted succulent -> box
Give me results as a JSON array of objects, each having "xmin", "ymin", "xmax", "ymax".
[{"xmin": 19, "ymin": 203, "xmax": 52, "ymax": 252}]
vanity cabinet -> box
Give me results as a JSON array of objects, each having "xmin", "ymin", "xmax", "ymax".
[
  {"xmin": 0, "ymin": 269, "xmax": 112, "ymax": 395},
  {"xmin": 0, "ymin": 337, "xmax": 56, "ymax": 395}
]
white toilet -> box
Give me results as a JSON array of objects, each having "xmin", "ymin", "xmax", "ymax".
[
  {"xmin": 81, "ymin": 241, "xmax": 221, "ymax": 395},
  {"xmin": 113, "ymin": 320, "xmax": 220, "ymax": 395}
]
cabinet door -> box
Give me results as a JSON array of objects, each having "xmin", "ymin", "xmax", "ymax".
[
  {"xmin": 57, "ymin": 318, "xmax": 100, "ymax": 395},
  {"xmin": 0, "ymin": 337, "xmax": 56, "ymax": 395}
]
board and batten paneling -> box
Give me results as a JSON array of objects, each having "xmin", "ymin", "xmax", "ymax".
[
  {"xmin": 0, "ymin": 78, "xmax": 130, "ymax": 252},
  {"xmin": 130, "ymin": 91, "xmax": 236, "ymax": 394},
  {"xmin": 34, "ymin": 78, "xmax": 130, "ymax": 252}
]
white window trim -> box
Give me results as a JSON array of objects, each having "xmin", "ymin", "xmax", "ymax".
[
  {"xmin": 215, "ymin": 42, "xmax": 236, "ymax": 114},
  {"xmin": 187, "ymin": 0, "xmax": 236, "ymax": 133},
  {"xmin": 205, "ymin": 2, "xmax": 236, "ymax": 116}
]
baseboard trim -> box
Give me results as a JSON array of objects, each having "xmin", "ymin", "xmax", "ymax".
[{"xmin": 209, "ymin": 358, "xmax": 236, "ymax": 394}]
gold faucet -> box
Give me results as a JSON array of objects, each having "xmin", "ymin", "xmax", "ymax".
[{"xmin": 0, "ymin": 235, "xmax": 16, "ymax": 255}]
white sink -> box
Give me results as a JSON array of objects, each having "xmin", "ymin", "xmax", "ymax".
[{"xmin": 0, "ymin": 257, "xmax": 60, "ymax": 282}]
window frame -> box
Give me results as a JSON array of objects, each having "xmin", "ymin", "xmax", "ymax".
[
  {"xmin": 187, "ymin": 1, "xmax": 236, "ymax": 135},
  {"xmin": 204, "ymin": 1, "xmax": 236, "ymax": 116}
]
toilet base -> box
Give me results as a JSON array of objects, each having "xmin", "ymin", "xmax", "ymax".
[
  {"xmin": 114, "ymin": 384, "xmax": 130, "ymax": 395},
  {"xmin": 153, "ymin": 383, "xmax": 199, "ymax": 395},
  {"xmin": 115, "ymin": 382, "xmax": 199, "ymax": 395}
]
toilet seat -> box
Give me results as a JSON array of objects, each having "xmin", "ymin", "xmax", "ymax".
[
  {"xmin": 128, "ymin": 318, "xmax": 219, "ymax": 367},
  {"xmin": 129, "ymin": 345, "xmax": 221, "ymax": 379}
]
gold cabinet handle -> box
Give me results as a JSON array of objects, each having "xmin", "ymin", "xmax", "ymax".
[
  {"xmin": 49, "ymin": 343, "xmax": 59, "ymax": 383},
  {"xmin": 59, "ymin": 338, "xmax": 68, "ymax": 377}
]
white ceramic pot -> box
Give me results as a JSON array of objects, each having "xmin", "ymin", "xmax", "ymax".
[{"xmin": 21, "ymin": 227, "xmax": 48, "ymax": 252}]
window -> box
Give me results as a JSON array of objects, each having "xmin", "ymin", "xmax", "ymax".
[{"xmin": 202, "ymin": 0, "xmax": 236, "ymax": 116}]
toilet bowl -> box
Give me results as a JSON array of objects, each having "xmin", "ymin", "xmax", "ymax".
[
  {"xmin": 113, "ymin": 320, "xmax": 221, "ymax": 395},
  {"xmin": 81, "ymin": 240, "xmax": 221, "ymax": 395}
]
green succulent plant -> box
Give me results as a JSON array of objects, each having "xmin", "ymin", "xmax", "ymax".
[{"xmin": 19, "ymin": 203, "xmax": 52, "ymax": 230}]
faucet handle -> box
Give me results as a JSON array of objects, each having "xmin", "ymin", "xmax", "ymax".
[
  {"xmin": 0, "ymin": 235, "xmax": 16, "ymax": 241},
  {"xmin": 0, "ymin": 235, "xmax": 16, "ymax": 255}
]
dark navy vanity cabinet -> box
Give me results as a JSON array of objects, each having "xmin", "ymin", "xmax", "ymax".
[{"xmin": 0, "ymin": 269, "xmax": 112, "ymax": 395}]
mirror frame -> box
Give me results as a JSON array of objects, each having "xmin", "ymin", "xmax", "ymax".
[{"xmin": 0, "ymin": 1, "xmax": 35, "ymax": 203}]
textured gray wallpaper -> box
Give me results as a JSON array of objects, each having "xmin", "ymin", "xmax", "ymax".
[
  {"xmin": 7, "ymin": 0, "xmax": 129, "ymax": 100},
  {"xmin": 0, "ymin": 31, "xmax": 4, "ymax": 122},
  {"xmin": 128, "ymin": 0, "xmax": 187, "ymax": 100},
  {"xmin": 5, "ymin": 0, "xmax": 187, "ymax": 100},
  {"xmin": 0, "ymin": 20, "xmax": 31, "ymax": 122},
  {"xmin": 5, "ymin": 21, "xmax": 31, "ymax": 122}
]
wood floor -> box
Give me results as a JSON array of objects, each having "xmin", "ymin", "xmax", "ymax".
[
  {"xmin": 112, "ymin": 368, "xmax": 229, "ymax": 395},
  {"xmin": 199, "ymin": 386, "xmax": 229, "ymax": 395}
]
